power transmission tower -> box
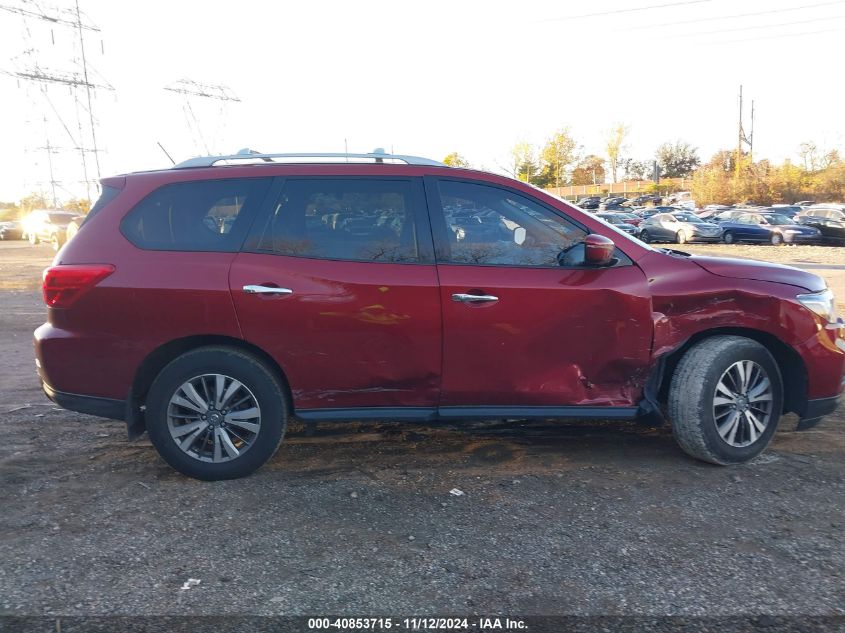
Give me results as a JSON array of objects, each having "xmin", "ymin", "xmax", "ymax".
[
  {"xmin": 0, "ymin": 0, "xmax": 111, "ymax": 204},
  {"xmin": 164, "ymin": 79, "xmax": 241, "ymax": 156}
]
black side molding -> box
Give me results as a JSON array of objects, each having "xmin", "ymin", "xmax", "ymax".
[
  {"xmin": 42, "ymin": 382, "xmax": 126, "ymax": 421},
  {"xmin": 296, "ymin": 405, "xmax": 640, "ymax": 423}
]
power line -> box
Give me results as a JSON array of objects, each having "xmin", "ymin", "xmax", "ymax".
[
  {"xmin": 660, "ymin": 13, "xmax": 845, "ymax": 39},
  {"xmin": 716, "ymin": 24, "xmax": 845, "ymax": 44},
  {"xmin": 541, "ymin": 0, "xmax": 711, "ymax": 22},
  {"xmin": 620, "ymin": 0, "xmax": 845, "ymax": 30}
]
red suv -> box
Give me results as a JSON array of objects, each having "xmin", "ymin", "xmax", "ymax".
[{"xmin": 34, "ymin": 150, "xmax": 845, "ymax": 480}]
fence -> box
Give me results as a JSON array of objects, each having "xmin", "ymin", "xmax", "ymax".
[{"xmin": 544, "ymin": 177, "xmax": 693, "ymax": 200}]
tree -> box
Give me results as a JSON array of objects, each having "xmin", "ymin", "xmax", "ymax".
[
  {"xmin": 442, "ymin": 152, "xmax": 470, "ymax": 168},
  {"xmin": 605, "ymin": 123, "xmax": 630, "ymax": 183},
  {"xmin": 623, "ymin": 159, "xmax": 649, "ymax": 181},
  {"xmin": 538, "ymin": 128, "xmax": 578, "ymax": 189},
  {"xmin": 510, "ymin": 141, "xmax": 539, "ymax": 184},
  {"xmin": 19, "ymin": 192, "xmax": 49, "ymax": 213},
  {"xmin": 63, "ymin": 198, "xmax": 91, "ymax": 214},
  {"xmin": 798, "ymin": 142, "xmax": 819, "ymax": 172},
  {"xmin": 655, "ymin": 141, "xmax": 700, "ymax": 178},
  {"xmin": 571, "ymin": 155, "xmax": 606, "ymax": 186}
]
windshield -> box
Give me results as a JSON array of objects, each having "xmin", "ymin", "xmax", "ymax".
[
  {"xmin": 762, "ymin": 214, "xmax": 793, "ymax": 225},
  {"xmin": 673, "ymin": 213, "xmax": 703, "ymax": 223}
]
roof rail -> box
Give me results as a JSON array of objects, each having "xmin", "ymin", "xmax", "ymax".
[{"xmin": 173, "ymin": 147, "xmax": 446, "ymax": 169}]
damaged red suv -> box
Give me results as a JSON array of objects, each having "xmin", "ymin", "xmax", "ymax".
[{"xmin": 35, "ymin": 150, "xmax": 845, "ymax": 480}]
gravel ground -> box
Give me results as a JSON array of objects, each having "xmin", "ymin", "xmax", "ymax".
[{"xmin": 0, "ymin": 240, "xmax": 844, "ymax": 619}]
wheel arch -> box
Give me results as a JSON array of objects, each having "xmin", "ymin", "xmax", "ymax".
[
  {"xmin": 655, "ymin": 327, "xmax": 807, "ymax": 416},
  {"xmin": 128, "ymin": 335, "xmax": 293, "ymax": 438}
]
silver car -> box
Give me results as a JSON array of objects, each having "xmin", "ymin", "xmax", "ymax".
[{"xmin": 639, "ymin": 212, "xmax": 723, "ymax": 244}]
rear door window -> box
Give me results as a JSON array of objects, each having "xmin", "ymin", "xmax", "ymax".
[
  {"xmin": 121, "ymin": 178, "xmax": 272, "ymax": 252},
  {"xmin": 248, "ymin": 178, "xmax": 427, "ymax": 263}
]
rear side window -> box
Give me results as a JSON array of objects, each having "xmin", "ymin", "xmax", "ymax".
[
  {"xmin": 251, "ymin": 178, "xmax": 422, "ymax": 263},
  {"xmin": 121, "ymin": 178, "xmax": 272, "ymax": 252},
  {"xmin": 80, "ymin": 185, "xmax": 121, "ymax": 227}
]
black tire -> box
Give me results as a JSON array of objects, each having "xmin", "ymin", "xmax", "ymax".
[
  {"xmin": 146, "ymin": 346, "xmax": 289, "ymax": 480},
  {"xmin": 28, "ymin": 232, "xmax": 38, "ymax": 245},
  {"xmin": 640, "ymin": 230, "xmax": 651, "ymax": 243},
  {"xmin": 668, "ymin": 336, "xmax": 783, "ymax": 465},
  {"xmin": 723, "ymin": 231, "xmax": 734, "ymax": 244},
  {"xmin": 771, "ymin": 232, "xmax": 783, "ymax": 245},
  {"xmin": 50, "ymin": 233, "xmax": 61, "ymax": 251},
  {"xmin": 676, "ymin": 230, "xmax": 687, "ymax": 244}
]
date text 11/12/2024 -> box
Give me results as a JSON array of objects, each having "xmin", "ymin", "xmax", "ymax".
[{"xmin": 307, "ymin": 617, "xmax": 527, "ymax": 630}]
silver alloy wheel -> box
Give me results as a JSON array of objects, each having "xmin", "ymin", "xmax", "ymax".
[
  {"xmin": 712, "ymin": 360, "xmax": 774, "ymax": 447},
  {"xmin": 167, "ymin": 373, "xmax": 261, "ymax": 463}
]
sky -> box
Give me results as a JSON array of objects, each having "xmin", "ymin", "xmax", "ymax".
[{"xmin": 0, "ymin": 0, "xmax": 844, "ymax": 203}]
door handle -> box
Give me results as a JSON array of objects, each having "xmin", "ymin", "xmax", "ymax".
[
  {"xmin": 452, "ymin": 293, "xmax": 499, "ymax": 303},
  {"xmin": 243, "ymin": 285, "xmax": 294, "ymax": 296}
]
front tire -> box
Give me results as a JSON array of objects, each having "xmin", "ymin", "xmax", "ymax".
[
  {"xmin": 28, "ymin": 233, "xmax": 38, "ymax": 245},
  {"xmin": 146, "ymin": 346, "xmax": 289, "ymax": 480},
  {"xmin": 668, "ymin": 336, "xmax": 783, "ymax": 465},
  {"xmin": 771, "ymin": 232, "xmax": 783, "ymax": 245},
  {"xmin": 676, "ymin": 230, "xmax": 687, "ymax": 244}
]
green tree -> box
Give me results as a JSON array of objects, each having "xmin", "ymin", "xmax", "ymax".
[
  {"xmin": 571, "ymin": 155, "xmax": 606, "ymax": 186},
  {"xmin": 605, "ymin": 123, "xmax": 630, "ymax": 183},
  {"xmin": 510, "ymin": 141, "xmax": 540, "ymax": 184},
  {"xmin": 655, "ymin": 141, "xmax": 700, "ymax": 178},
  {"xmin": 538, "ymin": 128, "xmax": 578, "ymax": 189},
  {"xmin": 442, "ymin": 152, "xmax": 470, "ymax": 168}
]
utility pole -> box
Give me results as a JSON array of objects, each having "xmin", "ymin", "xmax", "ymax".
[{"xmin": 735, "ymin": 85, "xmax": 754, "ymax": 178}]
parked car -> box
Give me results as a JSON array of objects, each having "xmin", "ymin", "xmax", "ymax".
[
  {"xmin": 576, "ymin": 196, "xmax": 601, "ymax": 209},
  {"xmin": 794, "ymin": 200, "xmax": 816, "ymax": 208},
  {"xmin": 35, "ymin": 149, "xmax": 845, "ymax": 480},
  {"xmin": 697, "ymin": 205, "xmax": 733, "ymax": 220},
  {"xmin": 768, "ymin": 205, "xmax": 802, "ymax": 218},
  {"xmin": 609, "ymin": 211, "xmax": 642, "ymax": 227},
  {"xmin": 596, "ymin": 213, "xmax": 640, "ymax": 236},
  {"xmin": 719, "ymin": 212, "xmax": 822, "ymax": 245},
  {"xmin": 637, "ymin": 206, "xmax": 684, "ymax": 220},
  {"xmin": 638, "ymin": 212, "xmax": 722, "ymax": 244},
  {"xmin": 0, "ymin": 219, "xmax": 24, "ymax": 240},
  {"xmin": 64, "ymin": 215, "xmax": 86, "ymax": 243},
  {"xmin": 795, "ymin": 206, "xmax": 845, "ymax": 244},
  {"xmin": 22, "ymin": 209, "xmax": 78, "ymax": 250},
  {"xmin": 714, "ymin": 210, "xmax": 749, "ymax": 222},
  {"xmin": 629, "ymin": 195, "xmax": 662, "ymax": 207},
  {"xmin": 599, "ymin": 196, "xmax": 628, "ymax": 210}
]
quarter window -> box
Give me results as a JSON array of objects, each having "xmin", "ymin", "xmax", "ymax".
[
  {"xmin": 435, "ymin": 180, "xmax": 586, "ymax": 266},
  {"xmin": 254, "ymin": 179, "xmax": 421, "ymax": 263},
  {"xmin": 121, "ymin": 178, "xmax": 272, "ymax": 251}
]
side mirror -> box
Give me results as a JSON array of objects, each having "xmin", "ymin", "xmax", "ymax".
[
  {"xmin": 513, "ymin": 226, "xmax": 526, "ymax": 245},
  {"xmin": 583, "ymin": 234, "xmax": 615, "ymax": 266}
]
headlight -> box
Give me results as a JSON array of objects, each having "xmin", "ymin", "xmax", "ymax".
[{"xmin": 797, "ymin": 288, "xmax": 838, "ymax": 323}]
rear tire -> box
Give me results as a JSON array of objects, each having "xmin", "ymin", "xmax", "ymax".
[
  {"xmin": 28, "ymin": 233, "xmax": 38, "ymax": 245},
  {"xmin": 640, "ymin": 230, "xmax": 651, "ymax": 243},
  {"xmin": 668, "ymin": 336, "xmax": 783, "ymax": 465},
  {"xmin": 723, "ymin": 231, "xmax": 735, "ymax": 244},
  {"xmin": 145, "ymin": 346, "xmax": 289, "ymax": 480}
]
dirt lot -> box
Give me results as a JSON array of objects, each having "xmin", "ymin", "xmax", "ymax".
[{"xmin": 1, "ymin": 240, "xmax": 844, "ymax": 620}]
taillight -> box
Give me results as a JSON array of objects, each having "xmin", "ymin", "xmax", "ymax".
[{"xmin": 42, "ymin": 264, "xmax": 115, "ymax": 308}]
